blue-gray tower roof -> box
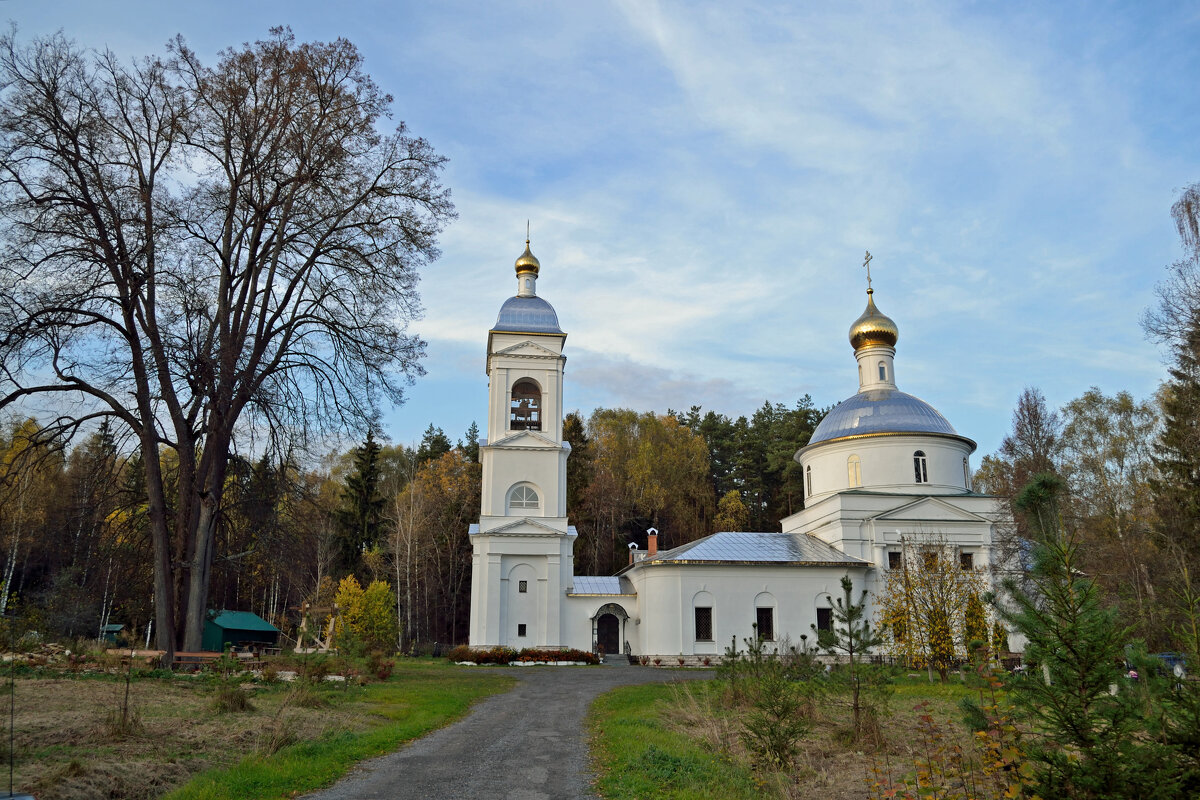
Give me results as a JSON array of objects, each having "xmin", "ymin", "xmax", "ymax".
[
  {"xmin": 491, "ymin": 295, "xmax": 563, "ymax": 334},
  {"xmin": 808, "ymin": 388, "xmax": 971, "ymax": 447}
]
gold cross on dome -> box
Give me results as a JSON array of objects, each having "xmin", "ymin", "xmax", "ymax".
[{"xmin": 863, "ymin": 250, "xmax": 873, "ymax": 291}]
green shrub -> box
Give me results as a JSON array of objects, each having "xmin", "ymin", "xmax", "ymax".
[{"xmin": 303, "ymin": 655, "xmax": 331, "ymax": 684}]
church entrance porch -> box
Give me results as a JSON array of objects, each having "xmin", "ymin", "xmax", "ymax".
[{"xmin": 590, "ymin": 602, "xmax": 629, "ymax": 657}]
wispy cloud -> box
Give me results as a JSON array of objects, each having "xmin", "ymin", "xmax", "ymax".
[{"xmin": 11, "ymin": 0, "xmax": 1199, "ymax": 458}]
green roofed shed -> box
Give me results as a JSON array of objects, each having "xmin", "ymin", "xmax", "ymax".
[{"xmin": 202, "ymin": 610, "xmax": 280, "ymax": 651}]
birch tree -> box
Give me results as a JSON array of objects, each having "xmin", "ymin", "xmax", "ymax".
[{"xmin": 877, "ymin": 533, "xmax": 988, "ymax": 682}]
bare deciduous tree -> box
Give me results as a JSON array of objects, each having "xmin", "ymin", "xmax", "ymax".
[{"xmin": 0, "ymin": 29, "xmax": 454, "ymax": 657}]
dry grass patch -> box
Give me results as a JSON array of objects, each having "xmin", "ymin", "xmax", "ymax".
[
  {"xmin": 8, "ymin": 662, "xmax": 505, "ymax": 800},
  {"xmin": 598, "ymin": 675, "xmax": 983, "ymax": 800}
]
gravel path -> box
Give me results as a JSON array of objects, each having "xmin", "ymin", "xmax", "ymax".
[{"xmin": 301, "ymin": 662, "xmax": 711, "ymax": 800}]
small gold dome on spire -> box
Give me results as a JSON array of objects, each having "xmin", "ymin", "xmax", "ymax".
[
  {"xmin": 849, "ymin": 290, "xmax": 899, "ymax": 350},
  {"xmin": 515, "ymin": 239, "xmax": 540, "ymax": 276}
]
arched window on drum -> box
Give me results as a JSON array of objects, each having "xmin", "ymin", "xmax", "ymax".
[
  {"xmin": 510, "ymin": 380, "xmax": 541, "ymax": 431},
  {"xmin": 913, "ymin": 451, "xmax": 928, "ymax": 484},
  {"xmin": 847, "ymin": 454, "xmax": 862, "ymax": 488}
]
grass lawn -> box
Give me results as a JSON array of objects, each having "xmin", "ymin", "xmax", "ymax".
[
  {"xmin": 588, "ymin": 681, "xmax": 766, "ymax": 800},
  {"xmin": 16, "ymin": 660, "xmax": 514, "ymax": 800}
]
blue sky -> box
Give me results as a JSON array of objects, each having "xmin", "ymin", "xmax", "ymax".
[{"xmin": 11, "ymin": 1, "xmax": 1200, "ymax": 460}]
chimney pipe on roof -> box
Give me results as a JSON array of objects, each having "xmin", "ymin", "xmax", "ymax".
[{"xmin": 647, "ymin": 527, "xmax": 658, "ymax": 557}]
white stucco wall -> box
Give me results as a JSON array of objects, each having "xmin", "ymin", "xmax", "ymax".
[
  {"xmin": 486, "ymin": 332, "xmax": 566, "ymax": 444},
  {"xmin": 620, "ymin": 563, "xmax": 871, "ymax": 657},
  {"xmin": 561, "ymin": 594, "xmax": 638, "ymax": 652},
  {"xmin": 469, "ymin": 529, "xmax": 577, "ymax": 648},
  {"xmin": 480, "ymin": 444, "xmax": 570, "ymax": 521}
]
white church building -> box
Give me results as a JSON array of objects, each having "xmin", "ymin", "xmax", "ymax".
[{"xmin": 467, "ymin": 242, "xmax": 1007, "ymax": 660}]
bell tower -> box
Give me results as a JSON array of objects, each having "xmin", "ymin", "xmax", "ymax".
[{"xmin": 467, "ymin": 238, "xmax": 576, "ymax": 649}]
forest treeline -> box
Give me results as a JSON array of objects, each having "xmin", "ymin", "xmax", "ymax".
[
  {"xmin": 2, "ymin": 362, "xmax": 1198, "ymax": 654},
  {"xmin": 0, "ymin": 399, "xmax": 826, "ymax": 650},
  {"xmin": 6, "ymin": 298, "xmax": 1200, "ymax": 656}
]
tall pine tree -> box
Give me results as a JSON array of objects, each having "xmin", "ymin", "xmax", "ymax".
[{"xmin": 416, "ymin": 424, "xmax": 452, "ymax": 465}]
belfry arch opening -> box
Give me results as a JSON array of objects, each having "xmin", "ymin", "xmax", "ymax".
[{"xmin": 510, "ymin": 379, "xmax": 542, "ymax": 431}]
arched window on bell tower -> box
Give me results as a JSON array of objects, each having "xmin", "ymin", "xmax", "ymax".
[
  {"xmin": 510, "ymin": 379, "xmax": 541, "ymax": 431},
  {"xmin": 508, "ymin": 484, "xmax": 541, "ymax": 513}
]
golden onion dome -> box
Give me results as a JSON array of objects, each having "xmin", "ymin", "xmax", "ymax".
[
  {"xmin": 849, "ymin": 290, "xmax": 899, "ymax": 351},
  {"xmin": 515, "ymin": 240, "xmax": 540, "ymax": 276}
]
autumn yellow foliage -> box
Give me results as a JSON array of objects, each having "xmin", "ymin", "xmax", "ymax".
[
  {"xmin": 332, "ymin": 574, "xmax": 398, "ymax": 653},
  {"xmin": 877, "ymin": 534, "xmax": 989, "ymax": 681}
]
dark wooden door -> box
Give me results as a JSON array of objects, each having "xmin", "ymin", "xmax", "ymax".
[{"xmin": 597, "ymin": 614, "xmax": 619, "ymax": 655}]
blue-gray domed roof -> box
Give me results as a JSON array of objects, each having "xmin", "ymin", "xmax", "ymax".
[
  {"xmin": 808, "ymin": 389, "xmax": 966, "ymax": 446},
  {"xmin": 492, "ymin": 295, "xmax": 563, "ymax": 334}
]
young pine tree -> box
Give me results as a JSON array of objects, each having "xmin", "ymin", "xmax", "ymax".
[{"xmin": 814, "ymin": 574, "xmax": 888, "ymax": 743}]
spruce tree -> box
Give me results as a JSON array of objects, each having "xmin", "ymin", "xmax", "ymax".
[
  {"xmin": 336, "ymin": 431, "xmax": 385, "ymax": 575},
  {"xmin": 1144, "ymin": 182, "xmax": 1200, "ymax": 656},
  {"xmin": 1151, "ymin": 324, "xmax": 1200, "ymax": 656},
  {"xmin": 562, "ymin": 412, "xmax": 591, "ymax": 515}
]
